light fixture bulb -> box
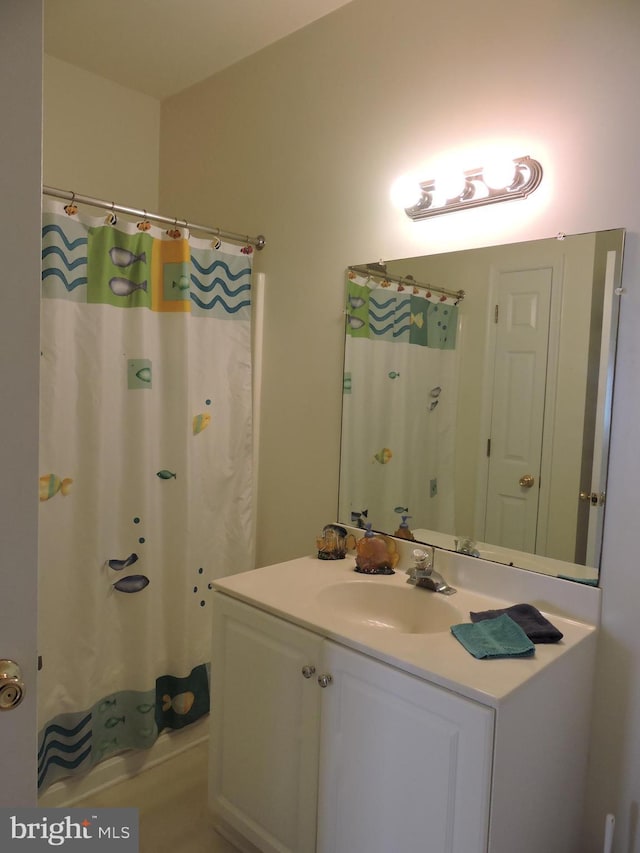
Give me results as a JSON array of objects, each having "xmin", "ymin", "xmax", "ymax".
[
  {"xmin": 390, "ymin": 176, "xmax": 423, "ymax": 210},
  {"xmin": 482, "ymin": 158, "xmax": 517, "ymax": 190},
  {"xmin": 431, "ymin": 168, "xmax": 467, "ymax": 207}
]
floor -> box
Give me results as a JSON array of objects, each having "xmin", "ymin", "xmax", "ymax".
[{"xmin": 75, "ymin": 743, "xmax": 239, "ymax": 853}]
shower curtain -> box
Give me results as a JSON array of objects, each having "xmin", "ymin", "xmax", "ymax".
[
  {"xmin": 339, "ymin": 272, "xmax": 460, "ymax": 538},
  {"xmin": 37, "ymin": 199, "xmax": 254, "ymax": 792}
]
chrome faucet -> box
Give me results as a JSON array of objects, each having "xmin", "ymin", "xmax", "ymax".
[{"xmin": 406, "ymin": 548, "xmax": 456, "ymax": 595}]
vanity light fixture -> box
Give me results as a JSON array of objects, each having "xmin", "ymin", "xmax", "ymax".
[{"xmin": 402, "ymin": 155, "xmax": 543, "ymax": 220}]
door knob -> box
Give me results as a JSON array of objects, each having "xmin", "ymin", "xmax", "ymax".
[
  {"xmin": 519, "ymin": 474, "xmax": 535, "ymax": 488},
  {"xmin": 301, "ymin": 665, "xmax": 316, "ymax": 679},
  {"xmin": 0, "ymin": 660, "xmax": 25, "ymax": 711},
  {"xmin": 317, "ymin": 674, "xmax": 333, "ymax": 688},
  {"xmin": 580, "ymin": 491, "xmax": 605, "ymax": 506}
]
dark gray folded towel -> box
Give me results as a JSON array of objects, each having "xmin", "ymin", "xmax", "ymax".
[{"xmin": 470, "ymin": 603, "xmax": 563, "ymax": 644}]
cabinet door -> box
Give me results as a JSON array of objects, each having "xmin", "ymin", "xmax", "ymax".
[
  {"xmin": 317, "ymin": 641, "xmax": 494, "ymax": 853},
  {"xmin": 210, "ymin": 593, "xmax": 323, "ymax": 853}
]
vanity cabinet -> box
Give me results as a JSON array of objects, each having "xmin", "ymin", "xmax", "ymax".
[
  {"xmin": 210, "ymin": 592, "xmax": 494, "ymax": 853},
  {"xmin": 317, "ymin": 639, "xmax": 493, "ymax": 853},
  {"xmin": 209, "ymin": 593, "xmax": 322, "ymax": 853}
]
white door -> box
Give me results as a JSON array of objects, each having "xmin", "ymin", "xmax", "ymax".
[
  {"xmin": 209, "ymin": 594, "xmax": 322, "ymax": 853},
  {"xmin": 484, "ymin": 269, "xmax": 552, "ymax": 552},
  {"xmin": 0, "ymin": 0, "xmax": 42, "ymax": 807},
  {"xmin": 317, "ymin": 641, "xmax": 494, "ymax": 853}
]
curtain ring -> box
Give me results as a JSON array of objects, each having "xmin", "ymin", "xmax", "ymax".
[
  {"xmin": 166, "ymin": 217, "xmax": 181, "ymax": 239},
  {"xmin": 105, "ymin": 201, "xmax": 118, "ymax": 226},
  {"xmin": 64, "ymin": 192, "xmax": 78, "ymax": 216},
  {"xmin": 137, "ymin": 210, "xmax": 151, "ymax": 232}
]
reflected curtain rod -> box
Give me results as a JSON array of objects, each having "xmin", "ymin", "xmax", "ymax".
[
  {"xmin": 348, "ymin": 265, "xmax": 465, "ymax": 303},
  {"xmin": 42, "ymin": 185, "xmax": 266, "ymax": 251}
]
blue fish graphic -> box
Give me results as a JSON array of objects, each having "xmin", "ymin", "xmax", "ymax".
[
  {"xmin": 351, "ymin": 510, "xmax": 369, "ymax": 528},
  {"xmin": 347, "ymin": 315, "xmax": 365, "ymax": 330},
  {"xmin": 113, "ymin": 574, "xmax": 150, "ymax": 593},
  {"xmin": 108, "ymin": 553, "xmax": 139, "ymax": 571},
  {"xmin": 104, "ymin": 716, "xmax": 125, "ymax": 729},
  {"xmin": 109, "ymin": 247, "xmax": 146, "ymax": 268},
  {"xmin": 348, "ymin": 295, "xmax": 366, "ymax": 309},
  {"xmin": 109, "ymin": 277, "xmax": 148, "ymax": 297}
]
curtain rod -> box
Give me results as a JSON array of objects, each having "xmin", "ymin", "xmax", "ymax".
[
  {"xmin": 348, "ymin": 265, "xmax": 465, "ymax": 303},
  {"xmin": 42, "ymin": 185, "xmax": 266, "ymax": 251}
]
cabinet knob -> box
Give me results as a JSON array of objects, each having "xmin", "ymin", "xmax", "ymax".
[
  {"xmin": 317, "ymin": 674, "xmax": 333, "ymax": 688},
  {"xmin": 301, "ymin": 665, "xmax": 316, "ymax": 679}
]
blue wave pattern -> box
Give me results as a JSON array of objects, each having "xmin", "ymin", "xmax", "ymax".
[
  {"xmin": 369, "ymin": 293, "xmax": 412, "ymax": 341},
  {"xmin": 361, "ymin": 286, "xmax": 458, "ymax": 350},
  {"xmin": 41, "ymin": 217, "xmax": 89, "ymax": 301},
  {"xmin": 37, "ymin": 663, "xmax": 211, "ymax": 792},
  {"xmin": 190, "ymin": 248, "xmax": 252, "ymax": 320},
  {"xmin": 37, "ymin": 712, "xmax": 92, "ymax": 790}
]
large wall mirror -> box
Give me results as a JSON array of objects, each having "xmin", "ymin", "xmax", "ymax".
[{"xmin": 338, "ymin": 229, "xmax": 625, "ymax": 583}]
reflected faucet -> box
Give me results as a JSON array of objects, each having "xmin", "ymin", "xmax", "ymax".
[{"xmin": 406, "ymin": 548, "xmax": 457, "ymax": 595}]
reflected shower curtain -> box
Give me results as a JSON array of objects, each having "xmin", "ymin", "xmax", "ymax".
[
  {"xmin": 38, "ymin": 199, "xmax": 254, "ymax": 791},
  {"xmin": 339, "ymin": 272, "xmax": 460, "ymax": 538}
]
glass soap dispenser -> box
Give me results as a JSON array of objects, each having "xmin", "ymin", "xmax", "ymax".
[
  {"xmin": 393, "ymin": 515, "xmax": 415, "ymax": 541},
  {"xmin": 355, "ymin": 524, "xmax": 399, "ymax": 575}
]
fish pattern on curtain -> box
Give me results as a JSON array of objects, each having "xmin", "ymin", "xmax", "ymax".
[
  {"xmin": 339, "ymin": 272, "xmax": 460, "ymax": 538},
  {"xmin": 37, "ymin": 200, "xmax": 254, "ymax": 792}
]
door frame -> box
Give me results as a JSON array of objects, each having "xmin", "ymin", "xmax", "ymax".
[{"xmin": 583, "ymin": 247, "xmax": 623, "ymax": 566}]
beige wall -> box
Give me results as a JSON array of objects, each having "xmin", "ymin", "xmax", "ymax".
[
  {"xmin": 159, "ymin": 1, "xmax": 640, "ymax": 850},
  {"xmin": 43, "ymin": 55, "xmax": 160, "ymax": 210}
]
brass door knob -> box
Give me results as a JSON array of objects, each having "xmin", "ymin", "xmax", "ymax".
[
  {"xmin": 579, "ymin": 491, "xmax": 606, "ymax": 506},
  {"xmin": 519, "ymin": 474, "xmax": 535, "ymax": 488},
  {"xmin": 0, "ymin": 660, "xmax": 25, "ymax": 710}
]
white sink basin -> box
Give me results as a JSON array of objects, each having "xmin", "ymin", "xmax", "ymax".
[{"xmin": 316, "ymin": 580, "xmax": 464, "ymax": 634}]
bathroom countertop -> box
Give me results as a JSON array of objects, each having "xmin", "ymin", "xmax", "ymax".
[{"xmin": 213, "ymin": 554, "xmax": 597, "ymax": 708}]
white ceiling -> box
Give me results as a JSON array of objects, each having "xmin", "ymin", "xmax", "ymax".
[{"xmin": 44, "ymin": 0, "xmax": 354, "ymax": 100}]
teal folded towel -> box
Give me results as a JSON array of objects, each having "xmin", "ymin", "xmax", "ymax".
[
  {"xmin": 451, "ymin": 613, "xmax": 535, "ymax": 659},
  {"xmin": 557, "ymin": 574, "xmax": 598, "ymax": 586}
]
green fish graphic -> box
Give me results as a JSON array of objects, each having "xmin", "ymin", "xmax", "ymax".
[
  {"xmin": 172, "ymin": 274, "xmax": 190, "ymax": 291},
  {"xmin": 136, "ymin": 367, "xmax": 152, "ymax": 383},
  {"xmin": 157, "ymin": 470, "xmax": 177, "ymax": 480}
]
